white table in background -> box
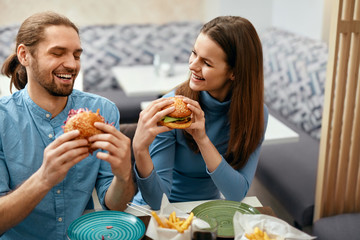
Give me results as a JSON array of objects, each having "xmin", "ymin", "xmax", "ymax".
[
  {"xmin": 112, "ymin": 64, "xmax": 190, "ymax": 97},
  {"xmin": 263, "ymin": 114, "xmax": 299, "ymax": 145}
]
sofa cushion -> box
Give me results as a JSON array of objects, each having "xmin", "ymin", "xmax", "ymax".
[
  {"xmin": 0, "ymin": 25, "xmax": 18, "ymax": 66},
  {"xmin": 312, "ymin": 213, "xmax": 360, "ymax": 240},
  {"xmin": 261, "ymin": 28, "xmax": 328, "ymax": 140},
  {"xmin": 256, "ymin": 110, "xmax": 319, "ymax": 227},
  {"xmin": 120, "ymin": 123, "xmax": 138, "ymax": 194}
]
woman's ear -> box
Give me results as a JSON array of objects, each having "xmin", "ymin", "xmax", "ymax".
[
  {"xmin": 17, "ymin": 44, "xmax": 29, "ymax": 66},
  {"xmin": 230, "ymin": 73, "xmax": 235, "ymax": 81}
]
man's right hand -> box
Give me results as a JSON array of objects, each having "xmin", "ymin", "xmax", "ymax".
[
  {"xmin": 37, "ymin": 130, "xmax": 90, "ymax": 189},
  {"xmin": 0, "ymin": 130, "xmax": 89, "ymax": 234}
]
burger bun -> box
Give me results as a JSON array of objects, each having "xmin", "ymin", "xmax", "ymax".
[{"xmin": 159, "ymin": 97, "xmax": 192, "ymax": 129}]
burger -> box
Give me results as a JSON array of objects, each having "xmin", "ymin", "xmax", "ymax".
[
  {"xmin": 63, "ymin": 108, "xmax": 105, "ymax": 153},
  {"xmin": 158, "ymin": 97, "xmax": 192, "ymax": 129}
]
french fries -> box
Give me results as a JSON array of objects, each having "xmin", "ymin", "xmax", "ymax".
[
  {"xmin": 151, "ymin": 211, "xmax": 194, "ymax": 233},
  {"xmin": 245, "ymin": 227, "xmax": 276, "ymax": 240}
]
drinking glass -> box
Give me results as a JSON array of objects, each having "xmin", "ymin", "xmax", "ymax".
[
  {"xmin": 153, "ymin": 51, "xmax": 175, "ymax": 77},
  {"xmin": 191, "ymin": 216, "xmax": 218, "ymax": 240}
]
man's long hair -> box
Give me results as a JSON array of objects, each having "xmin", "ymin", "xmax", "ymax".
[{"xmin": 1, "ymin": 11, "xmax": 79, "ymax": 92}]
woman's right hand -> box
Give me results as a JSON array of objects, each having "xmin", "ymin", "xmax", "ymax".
[
  {"xmin": 133, "ymin": 98, "xmax": 175, "ymax": 152},
  {"xmin": 132, "ymin": 98, "xmax": 175, "ymax": 178}
]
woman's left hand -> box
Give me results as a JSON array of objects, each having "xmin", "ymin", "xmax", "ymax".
[
  {"xmin": 182, "ymin": 97, "xmax": 208, "ymax": 143},
  {"xmin": 88, "ymin": 122, "xmax": 132, "ymax": 180}
]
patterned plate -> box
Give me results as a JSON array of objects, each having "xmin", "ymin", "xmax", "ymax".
[
  {"xmin": 67, "ymin": 211, "xmax": 145, "ymax": 240},
  {"xmin": 191, "ymin": 200, "xmax": 260, "ymax": 238}
]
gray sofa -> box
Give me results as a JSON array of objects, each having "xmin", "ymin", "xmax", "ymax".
[
  {"xmin": 312, "ymin": 213, "xmax": 360, "ymax": 239},
  {"xmin": 256, "ymin": 28, "xmax": 328, "ymax": 228}
]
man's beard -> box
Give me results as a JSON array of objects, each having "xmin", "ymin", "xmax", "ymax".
[
  {"xmin": 41, "ymin": 79, "xmax": 73, "ymax": 97},
  {"xmin": 32, "ymin": 60, "xmax": 75, "ymax": 97}
]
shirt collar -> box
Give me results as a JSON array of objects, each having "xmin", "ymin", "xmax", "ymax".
[{"xmin": 21, "ymin": 85, "xmax": 74, "ymax": 127}]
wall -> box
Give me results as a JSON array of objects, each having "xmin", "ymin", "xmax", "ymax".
[
  {"xmin": 206, "ymin": 0, "xmax": 329, "ymax": 42},
  {"xmin": 272, "ymin": 0, "xmax": 325, "ymax": 40},
  {"xmin": 204, "ymin": 0, "xmax": 274, "ymax": 35},
  {"xmin": 0, "ymin": 0, "xmax": 205, "ymax": 26},
  {"xmin": 0, "ymin": 0, "xmax": 333, "ymax": 42}
]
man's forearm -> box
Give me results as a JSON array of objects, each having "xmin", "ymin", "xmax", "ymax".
[
  {"xmin": 104, "ymin": 175, "xmax": 135, "ymax": 211},
  {"xmin": 0, "ymin": 171, "xmax": 51, "ymax": 234}
]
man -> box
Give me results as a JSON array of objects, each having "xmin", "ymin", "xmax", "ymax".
[{"xmin": 0, "ymin": 12, "xmax": 135, "ymax": 239}]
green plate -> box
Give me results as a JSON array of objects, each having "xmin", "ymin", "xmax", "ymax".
[
  {"xmin": 67, "ymin": 211, "xmax": 145, "ymax": 240},
  {"xmin": 191, "ymin": 200, "xmax": 260, "ymax": 238}
]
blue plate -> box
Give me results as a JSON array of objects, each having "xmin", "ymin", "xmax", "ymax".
[{"xmin": 67, "ymin": 211, "xmax": 145, "ymax": 240}]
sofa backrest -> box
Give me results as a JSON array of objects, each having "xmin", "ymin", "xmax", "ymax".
[
  {"xmin": 0, "ymin": 22, "xmax": 203, "ymax": 92},
  {"xmin": 79, "ymin": 22, "xmax": 203, "ymax": 92},
  {"xmin": 261, "ymin": 28, "xmax": 329, "ymax": 140},
  {"xmin": 0, "ymin": 25, "xmax": 17, "ymax": 67}
]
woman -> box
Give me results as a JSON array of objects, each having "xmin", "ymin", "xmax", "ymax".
[{"xmin": 132, "ymin": 16, "xmax": 268, "ymax": 209}]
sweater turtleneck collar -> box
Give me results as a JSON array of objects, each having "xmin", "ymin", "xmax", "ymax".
[{"xmin": 199, "ymin": 91, "xmax": 231, "ymax": 115}]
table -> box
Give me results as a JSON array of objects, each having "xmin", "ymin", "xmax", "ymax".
[
  {"xmin": 138, "ymin": 207, "xmax": 275, "ymax": 240},
  {"xmin": 86, "ymin": 196, "xmax": 275, "ymax": 240},
  {"xmin": 112, "ymin": 64, "xmax": 190, "ymax": 97},
  {"xmin": 0, "ymin": 74, "xmax": 17, "ymax": 97},
  {"xmin": 123, "ymin": 197, "xmax": 276, "ymax": 240},
  {"xmin": 137, "ymin": 207, "xmax": 276, "ymax": 239},
  {"xmin": 125, "ymin": 196, "xmax": 263, "ymax": 217},
  {"xmin": 263, "ymin": 114, "xmax": 299, "ymax": 145}
]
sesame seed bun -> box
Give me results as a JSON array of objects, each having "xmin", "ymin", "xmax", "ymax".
[
  {"xmin": 63, "ymin": 108, "xmax": 105, "ymax": 153},
  {"xmin": 159, "ymin": 97, "xmax": 192, "ymax": 129}
]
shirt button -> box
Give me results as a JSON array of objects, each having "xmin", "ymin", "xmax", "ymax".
[
  {"xmin": 48, "ymin": 134, "xmax": 53, "ymax": 138},
  {"xmin": 57, "ymin": 190, "xmax": 61, "ymax": 194},
  {"xmin": 58, "ymin": 217, "xmax": 63, "ymax": 222},
  {"xmin": 46, "ymin": 113, "xmax": 50, "ymax": 118}
]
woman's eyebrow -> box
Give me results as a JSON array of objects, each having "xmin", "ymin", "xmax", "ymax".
[{"xmin": 202, "ymin": 56, "xmax": 214, "ymax": 64}]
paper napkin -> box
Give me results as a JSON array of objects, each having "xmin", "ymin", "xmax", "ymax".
[
  {"xmin": 233, "ymin": 212, "xmax": 316, "ymax": 240},
  {"xmin": 146, "ymin": 194, "xmax": 191, "ymax": 240}
]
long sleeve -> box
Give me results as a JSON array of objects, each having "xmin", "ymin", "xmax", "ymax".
[
  {"xmin": 208, "ymin": 145, "xmax": 261, "ymax": 200},
  {"xmin": 134, "ymin": 130, "xmax": 177, "ymax": 210}
]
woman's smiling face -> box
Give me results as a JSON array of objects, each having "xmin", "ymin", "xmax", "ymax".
[{"xmin": 188, "ymin": 32, "xmax": 234, "ymax": 102}]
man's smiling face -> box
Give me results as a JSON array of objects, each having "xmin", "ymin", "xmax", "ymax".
[{"xmin": 26, "ymin": 25, "xmax": 82, "ymax": 97}]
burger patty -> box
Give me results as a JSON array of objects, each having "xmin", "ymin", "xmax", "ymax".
[{"xmin": 172, "ymin": 117, "xmax": 191, "ymax": 124}]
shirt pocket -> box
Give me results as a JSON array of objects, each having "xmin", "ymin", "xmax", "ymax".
[{"xmin": 66, "ymin": 155, "xmax": 100, "ymax": 194}]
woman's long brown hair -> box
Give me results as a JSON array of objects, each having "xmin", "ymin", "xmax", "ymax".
[
  {"xmin": 1, "ymin": 11, "xmax": 79, "ymax": 92},
  {"xmin": 176, "ymin": 16, "xmax": 264, "ymax": 170}
]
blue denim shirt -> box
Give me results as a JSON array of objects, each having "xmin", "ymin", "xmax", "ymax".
[{"xmin": 0, "ymin": 86, "xmax": 119, "ymax": 240}]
